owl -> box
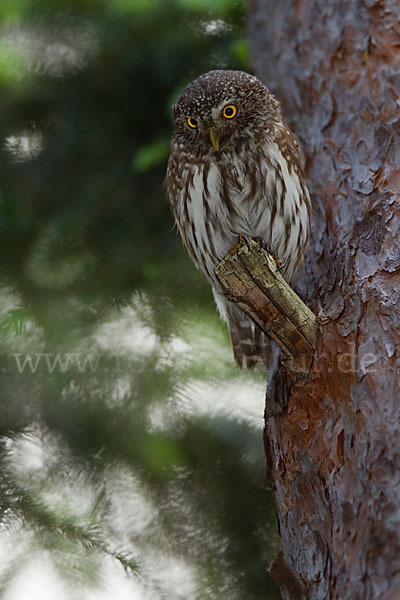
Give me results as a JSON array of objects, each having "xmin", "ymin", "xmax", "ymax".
[{"xmin": 166, "ymin": 70, "xmax": 311, "ymax": 369}]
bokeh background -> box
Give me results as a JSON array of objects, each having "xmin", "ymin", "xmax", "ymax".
[{"xmin": 0, "ymin": 1, "xmax": 281, "ymax": 598}]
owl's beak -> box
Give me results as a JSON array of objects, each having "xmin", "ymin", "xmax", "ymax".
[{"xmin": 208, "ymin": 127, "xmax": 220, "ymax": 151}]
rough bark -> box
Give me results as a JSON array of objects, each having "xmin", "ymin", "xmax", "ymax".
[{"xmin": 247, "ymin": 1, "xmax": 400, "ymax": 599}]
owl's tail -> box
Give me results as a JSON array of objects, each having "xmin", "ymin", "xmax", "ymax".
[
  {"xmin": 212, "ymin": 287, "xmax": 273, "ymax": 370},
  {"xmin": 227, "ymin": 304, "xmax": 272, "ymax": 370}
]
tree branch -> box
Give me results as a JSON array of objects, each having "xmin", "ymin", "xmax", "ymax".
[{"xmin": 214, "ymin": 237, "xmax": 317, "ymax": 375}]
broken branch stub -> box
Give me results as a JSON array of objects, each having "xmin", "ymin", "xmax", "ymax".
[{"xmin": 214, "ymin": 238, "xmax": 317, "ymax": 374}]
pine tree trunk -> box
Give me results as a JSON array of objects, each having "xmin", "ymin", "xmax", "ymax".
[{"xmin": 247, "ymin": 1, "xmax": 400, "ymax": 599}]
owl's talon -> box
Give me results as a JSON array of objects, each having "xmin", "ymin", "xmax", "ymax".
[
  {"xmin": 229, "ymin": 234, "xmax": 253, "ymax": 255},
  {"xmin": 254, "ymin": 238, "xmax": 284, "ymax": 269},
  {"xmin": 229, "ymin": 239, "xmax": 242, "ymax": 255},
  {"xmin": 238, "ymin": 234, "xmax": 252, "ymax": 251},
  {"xmin": 256, "ymin": 237, "xmax": 273, "ymax": 255},
  {"xmin": 276, "ymin": 259, "xmax": 286, "ymax": 271}
]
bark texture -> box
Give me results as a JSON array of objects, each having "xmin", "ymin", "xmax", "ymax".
[{"xmin": 247, "ymin": 1, "xmax": 400, "ymax": 599}]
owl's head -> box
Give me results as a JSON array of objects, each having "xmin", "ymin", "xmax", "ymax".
[{"xmin": 172, "ymin": 70, "xmax": 281, "ymax": 155}]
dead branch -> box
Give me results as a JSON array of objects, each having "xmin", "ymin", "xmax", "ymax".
[{"xmin": 214, "ymin": 238, "xmax": 317, "ymax": 375}]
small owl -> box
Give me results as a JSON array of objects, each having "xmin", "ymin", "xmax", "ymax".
[{"xmin": 166, "ymin": 70, "xmax": 311, "ymax": 369}]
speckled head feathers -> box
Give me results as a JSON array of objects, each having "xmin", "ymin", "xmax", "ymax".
[
  {"xmin": 171, "ymin": 70, "xmax": 282, "ymax": 153},
  {"xmin": 174, "ymin": 70, "xmax": 267, "ymax": 113}
]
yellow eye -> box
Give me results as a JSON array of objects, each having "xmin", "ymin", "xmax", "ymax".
[
  {"xmin": 223, "ymin": 104, "xmax": 237, "ymax": 119},
  {"xmin": 187, "ymin": 116, "xmax": 198, "ymax": 129}
]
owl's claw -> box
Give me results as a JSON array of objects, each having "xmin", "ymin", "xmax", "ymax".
[
  {"xmin": 276, "ymin": 259, "xmax": 286, "ymax": 272},
  {"xmin": 255, "ymin": 237, "xmax": 285, "ymax": 271},
  {"xmin": 229, "ymin": 234, "xmax": 253, "ymax": 254},
  {"xmin": 254, "ymin": 237, "xmax": 272, "ymax": 254},
  {"xmin": 239, "ymin": 234, "xmax": 252, "ymax": 250},
  {"xmin": 233, "ymin": 235, "xmax": 285, "ymax": 271}
]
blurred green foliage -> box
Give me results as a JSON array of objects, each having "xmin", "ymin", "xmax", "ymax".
[{"xmin": 0, "ymin": 1, "xmax": 281, "ymax": 598}]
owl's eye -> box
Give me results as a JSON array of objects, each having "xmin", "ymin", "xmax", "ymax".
[
  {"xmin": 222, "ymin": 104, "xmax": 237, "ymax": 119},
  {"xmin": 187, "ymin": 116, "xmax": 198, "ymax": 129}
]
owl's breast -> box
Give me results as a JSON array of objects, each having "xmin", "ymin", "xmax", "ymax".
[
  {"xmin": 168, "ymin": 142, "xmax": 309, "ymax": 285},
  {"xmin": 215, "ymin": 151, "xmax": 272, "ymax": 233},
  {"xmin": 169, "ymin": 154, "xmax": 265, "ymax": 283}
]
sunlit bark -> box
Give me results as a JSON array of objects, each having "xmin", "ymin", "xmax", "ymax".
[{"xmin": 248, "ymin": 1, "xmax": 400, "ymax": 598}]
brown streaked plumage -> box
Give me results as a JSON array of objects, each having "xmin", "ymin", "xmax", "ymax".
[{"xmin": 166, "ymin": 70, "xmax": 311, "ymax": 369}]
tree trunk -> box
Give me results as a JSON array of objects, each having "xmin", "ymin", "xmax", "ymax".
[{"xmin": 247, "ymin": 1, "xmax": 400, "ymax": 599}]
